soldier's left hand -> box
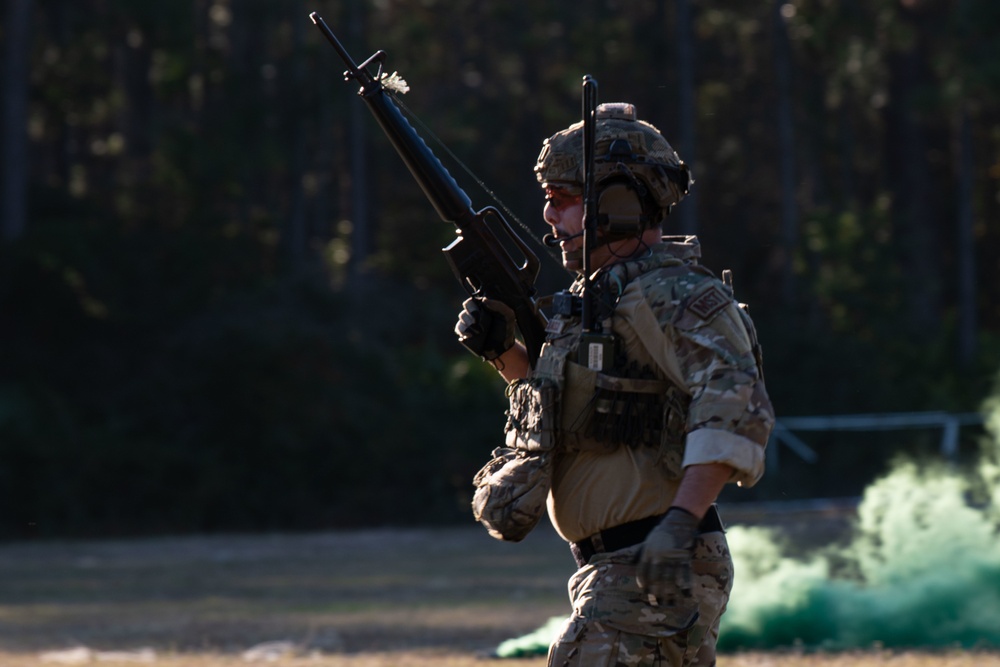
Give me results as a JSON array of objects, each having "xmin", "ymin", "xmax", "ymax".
[
  {"xmin": 454, "ymin": 297, "xmax": 516, "ymax": 361},
  {"xmin": 636, "ymin": 507, "xmax": 699, "ymax": 607}
]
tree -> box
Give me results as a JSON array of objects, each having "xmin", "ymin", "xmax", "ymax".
[
  {"xmin": 883, "ymin": 3, "xmax": 942, "ymax": 339},
  {"xmin": 674, "ymin": 0, "xmax": 699, "ymax": 235},
  {"xmin": 2, "ymin": 0, "xmax": 32, "ymax": 240},
  {"xmin": 772, "ymin": 0, "xmax": 798, "ymax": 305}
]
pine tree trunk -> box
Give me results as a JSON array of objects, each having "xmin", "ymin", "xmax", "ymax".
[
  {"xmin": 348, "ymin": 0, "xmax": 370, "ymax": 287},
  {"xmin": 956, "ymin": 109, "xmax": 976, "ymax": 366},
  {"xmin": 674, "ymin": 0, "xmax": 698, "ymax": 236},
  {"xmin": 884, "ymin": 23, "xmax": 940, "ymax": 339},
  {"xmin": 286, "ymin": 0, "xmax": 308, "ymax": 266},
  {"xmin": 773, "ymin": 0, "xmax": 798, "ymax": 305},
  {"xmin": 2, "ymin": 0, "xmax": 32, "ymax": 240}
]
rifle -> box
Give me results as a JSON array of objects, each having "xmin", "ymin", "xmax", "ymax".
[{"xmin": 309, "ymin": 12, "xmax": 548, "ymax": 366}]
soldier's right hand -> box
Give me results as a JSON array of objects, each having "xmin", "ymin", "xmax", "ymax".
[
  {"xmin": 455, "ymin": 297, "xmax": 516, "ymax": 361},
  {"xmin": 636, "ymin": 507, "xmax": 698, "ymax": 608}
]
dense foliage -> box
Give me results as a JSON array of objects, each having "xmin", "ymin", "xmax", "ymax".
[{"xmin": 1, "ymin": 0, "xmax": 998, "ymax": 537}]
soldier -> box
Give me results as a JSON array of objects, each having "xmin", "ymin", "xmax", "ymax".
[{"xmin": 456, "ymin": 103, "xmax": 774, "ymax": 666}]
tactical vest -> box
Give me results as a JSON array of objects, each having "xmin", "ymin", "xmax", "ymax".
[
  {"xmin": 473, "ymin": 243, "xmax": 762, "ymax": 542},
  {"xmin": 527, "ymin": 313, "xmax": 690, "ymax": 478},
  {"xmin": 512, "ymin": 253, "xmax": 759, "ymax": 475}
]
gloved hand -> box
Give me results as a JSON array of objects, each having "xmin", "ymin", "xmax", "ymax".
[
  {"xmin": 455, "ymin": 297, "xmax": 516, "ymax": 361},
  {"xmin": 636, "ymin": 507, "xmax": 699, "ymax": 607}
]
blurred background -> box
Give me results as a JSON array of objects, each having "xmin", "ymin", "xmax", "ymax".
[{"xmin": 1, "ymin": 0, "xmax": 998, "ymax": 540}]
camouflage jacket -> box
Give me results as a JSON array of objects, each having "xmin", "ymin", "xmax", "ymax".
[{"xmin": 531, "ymin": 235, "xmax": 774, "ymax": 541}]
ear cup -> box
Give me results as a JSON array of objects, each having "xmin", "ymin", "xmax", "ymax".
[{"xmin": 597, "ymin": 181, "xmax": 645, "ymax": 236}]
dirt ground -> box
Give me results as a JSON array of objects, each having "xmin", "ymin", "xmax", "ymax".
[
  {"xmin": 0, "ymin": 523, "xmax": 572, "ymax": 661},
  {"xmin": 1, "ymin": 503, "xmax": 997, "ymax": 666}
]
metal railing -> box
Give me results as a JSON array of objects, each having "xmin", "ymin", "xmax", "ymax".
[{"xmin": 768, "ymin": 411, "xmax": 984, "ymax": 470}]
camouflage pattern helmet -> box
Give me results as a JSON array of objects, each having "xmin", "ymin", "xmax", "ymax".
[{"xmin": 534, "ymin": 103, "xmax": 692, "ymax": 226}]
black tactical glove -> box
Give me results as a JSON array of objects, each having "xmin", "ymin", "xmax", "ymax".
[
  {"xmin": 455, "ymin": 297, "xmax": 516, "ymax": 361},
  {"xmin": 636, "ymin": 507, "xmax": 699, "ymax": 607}
]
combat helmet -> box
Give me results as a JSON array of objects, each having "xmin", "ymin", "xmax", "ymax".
[{"xmin": 534, "ymin": 103, "xmax": 692, "ymax": 234}]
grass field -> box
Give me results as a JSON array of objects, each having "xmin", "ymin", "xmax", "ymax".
[{"xmin": 1, "ymin": 515, "xmax": 998, "ymax": 667}]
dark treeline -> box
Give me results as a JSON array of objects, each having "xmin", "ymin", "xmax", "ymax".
[{"xmin": 1, "ymin": 0, "xmax": 999, "ymax": 539}]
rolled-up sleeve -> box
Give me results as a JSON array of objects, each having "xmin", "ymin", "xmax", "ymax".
[
  {"xmin": 673, "ymin": 302, "xmax": 775, "ymax": 487},
  {"xmin": 684, "ymin": 427, "xmax": 767, "ymax": 487}
]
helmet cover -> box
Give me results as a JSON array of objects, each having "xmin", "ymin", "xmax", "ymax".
[{"xmin": 534, "ymin": 103, "xmax": 692, "ymax": 225}]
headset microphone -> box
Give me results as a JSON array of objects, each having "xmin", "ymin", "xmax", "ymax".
[{"xmin": 543, "ymin": 231, "xmax": 584, "ymax": 247}]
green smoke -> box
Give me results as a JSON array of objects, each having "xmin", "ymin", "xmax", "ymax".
[
  {"xmin": 720, "ymin": 394, "xmax": 1000, "ymax": 650},
  {"xmin": 494, "ymin": 616, "xmax": 566, "ymax": 658}
]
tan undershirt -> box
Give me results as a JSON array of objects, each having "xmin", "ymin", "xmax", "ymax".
[{"xmin": 546, "ymin": 444, "xmax": 681, "ymax": 544}]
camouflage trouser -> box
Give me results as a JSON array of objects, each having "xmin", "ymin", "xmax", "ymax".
[{"xmin": 547, "ymin": 531, "xmax": 733, "ymax": 667}]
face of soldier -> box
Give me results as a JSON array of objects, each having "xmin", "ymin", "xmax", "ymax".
[
  {"xmin": 544, "ymin": 185, "xmax": 659, "ymax": 274},
  {"xmin": 543, "ymin": 186, "xmax": 586, "ymax": 272}
]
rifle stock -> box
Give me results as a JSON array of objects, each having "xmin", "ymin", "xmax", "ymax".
[{"xmin": 310, "ymin": 12, "xmax": 547, "ymax": 365}]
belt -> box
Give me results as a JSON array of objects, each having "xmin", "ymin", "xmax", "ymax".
[{"xmin": 569, "ymin": 504, "xmax": 725, "ymax": 569}]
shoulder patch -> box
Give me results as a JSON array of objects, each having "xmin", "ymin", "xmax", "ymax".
[{"xmin": 687, "ymin": 284, "xmax": 730, "ymax": 321}]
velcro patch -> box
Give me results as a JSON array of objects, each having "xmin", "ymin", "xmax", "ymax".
[{"xmin": 687, "ymin": 285, "xmax": 730, "ymax": 321}]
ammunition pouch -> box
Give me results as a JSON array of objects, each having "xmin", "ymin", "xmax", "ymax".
[
  {"xmin": 560, "ymin": 359, "xmax": 689, "ymax": 477},
  {"xmin": 472, "ymin": 378, "xmax": 559, "ymax": 542}
]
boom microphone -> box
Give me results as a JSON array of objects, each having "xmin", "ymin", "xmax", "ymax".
[{"xmin": 543, "ymin": 231, "xmax": 584, "ymax": 247}]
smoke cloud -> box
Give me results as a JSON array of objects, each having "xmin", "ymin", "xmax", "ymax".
[{"xmin": 720, "ymin": 391, "xmax": 1000, "ymax": 650}]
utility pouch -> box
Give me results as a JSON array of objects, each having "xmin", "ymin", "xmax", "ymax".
[
  {"xmin": 560, "ymin": 359, "xmax": 680, "ymax": 456},
  {"xmin": 503, "ymin": 378, "xmax": 559, "ymax": 453},
  {"xmin": 589, "ymin": 363, "xmax": 672, "ymax": 450},
  {"xmin": 471, "ymin": 378, "xmax": 560, "ymax": 542}
]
